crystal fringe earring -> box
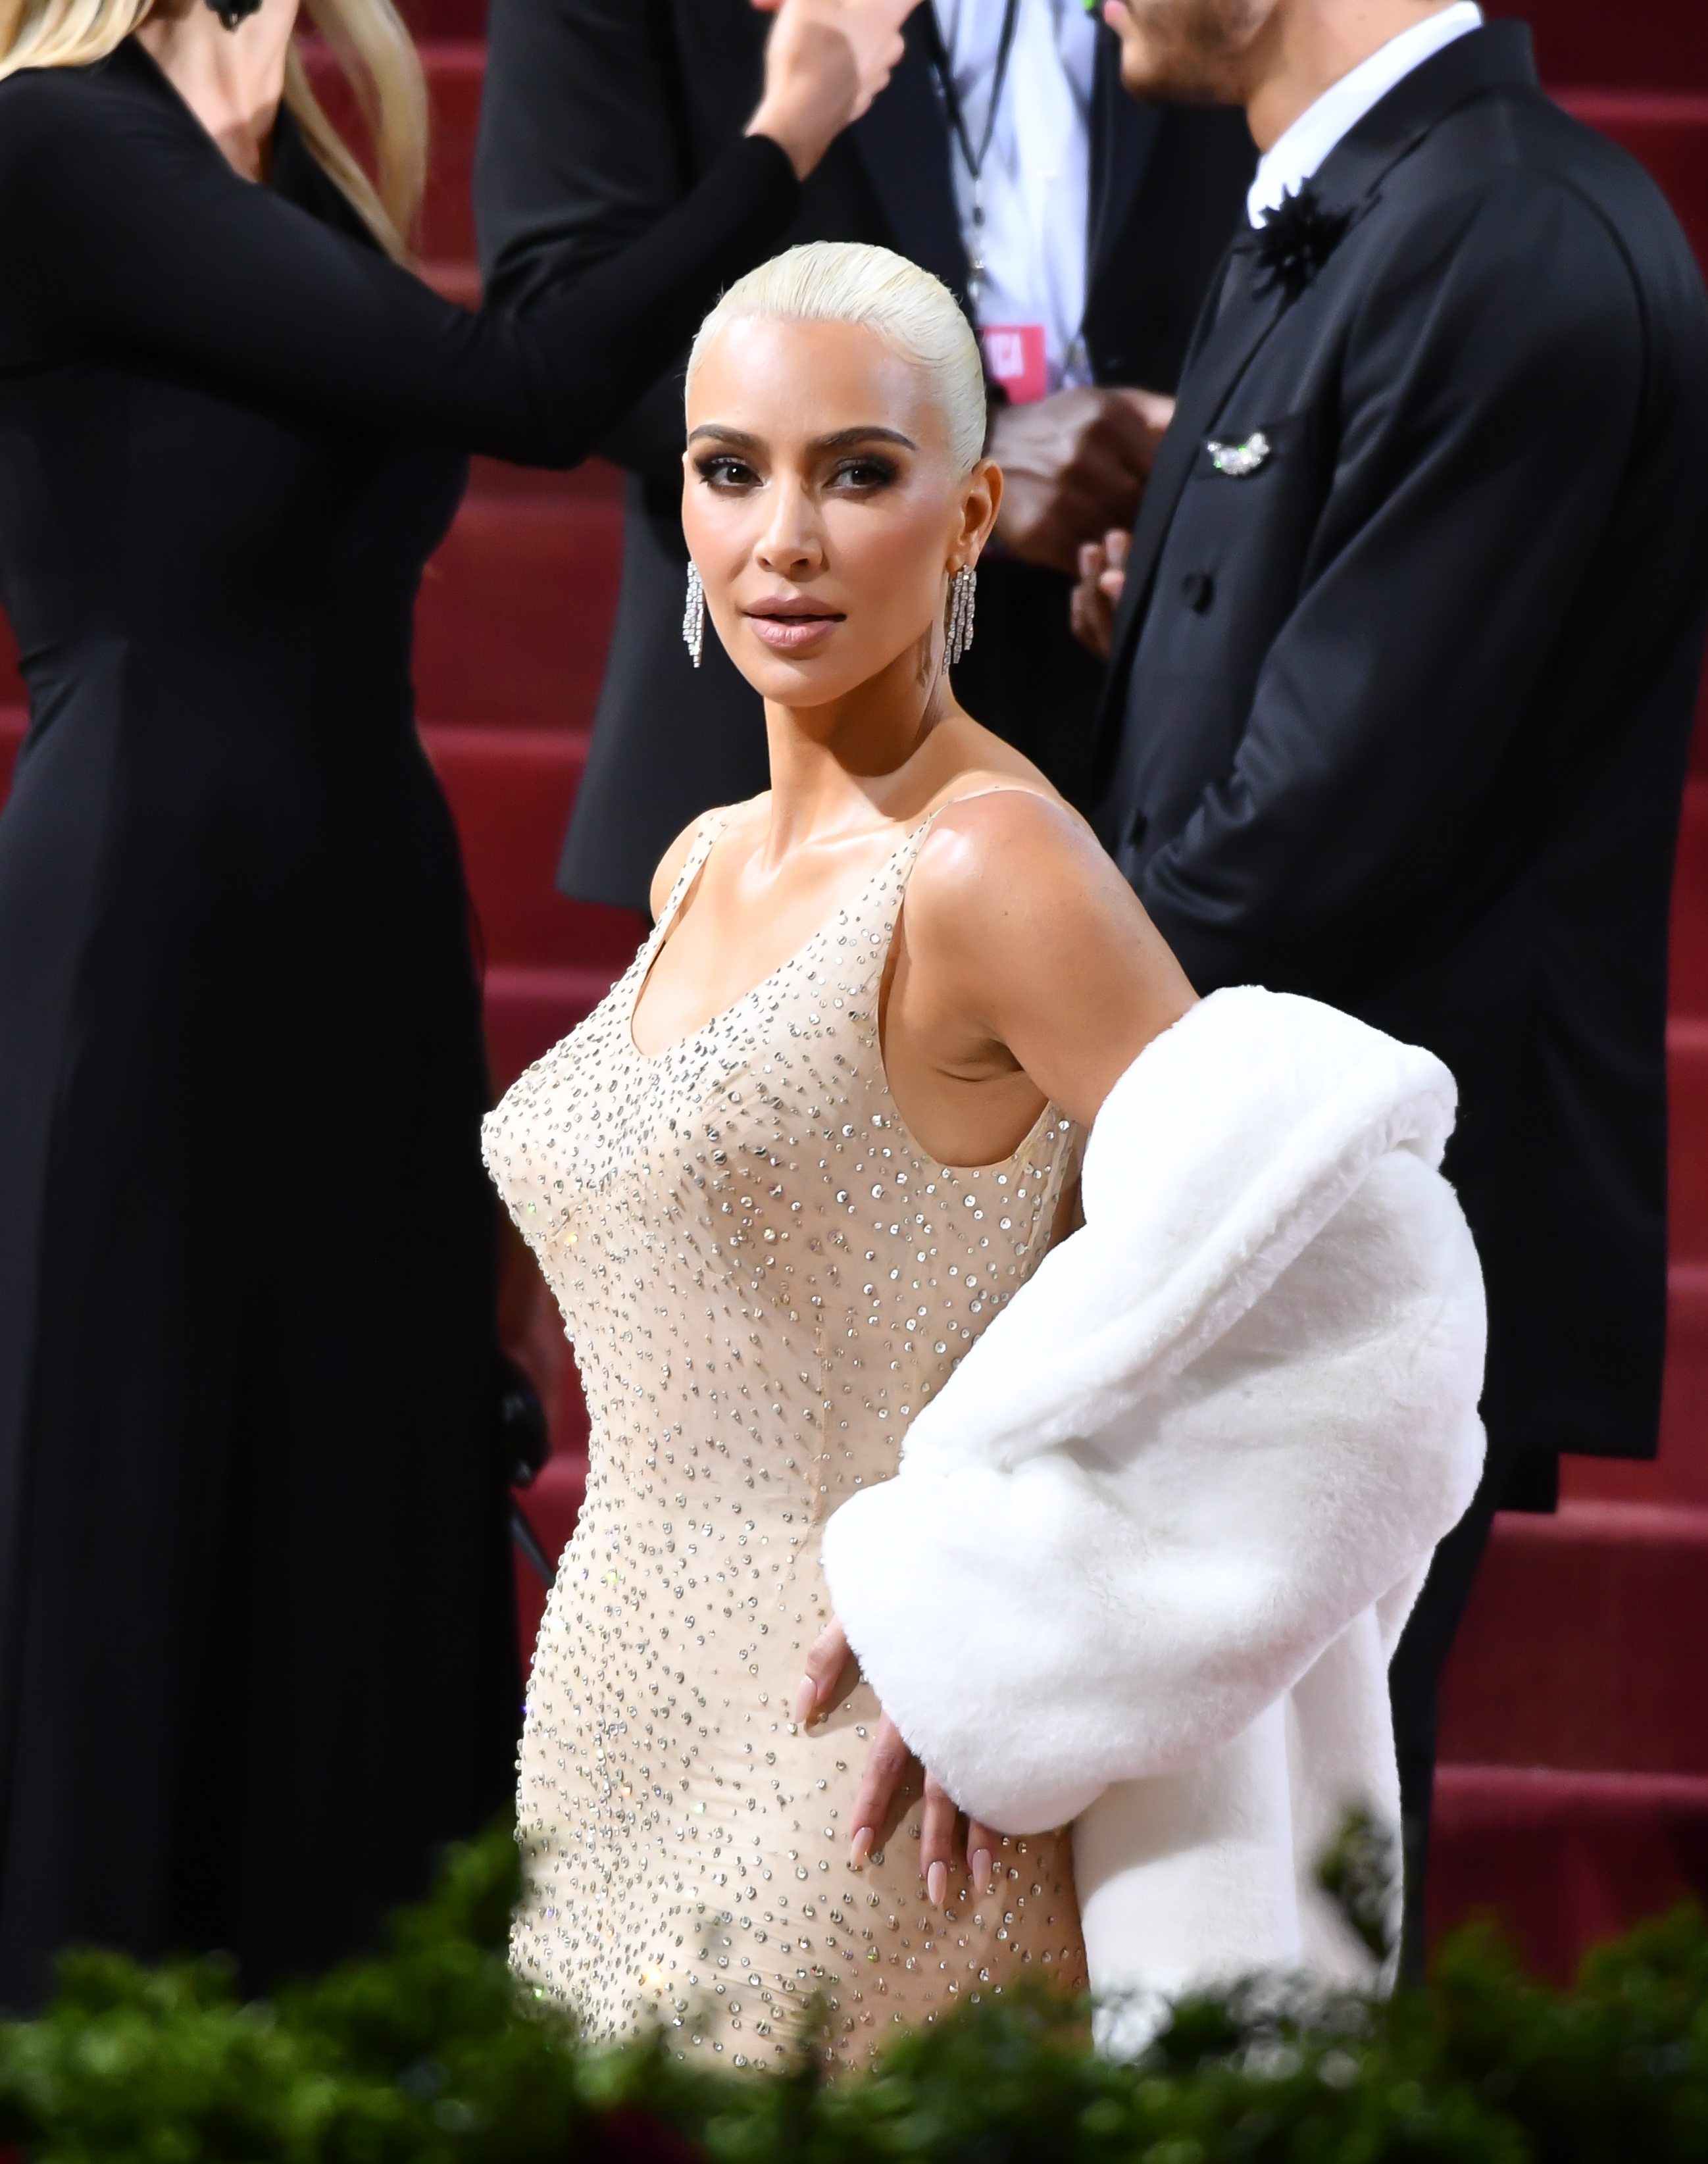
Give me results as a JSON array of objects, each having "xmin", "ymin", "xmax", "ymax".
[
  {"xmin": 944, "ymin": 563, "xmax": 978, "ymax": 667},
  {"xmin": 682, "ymin": 563, "xmax": 706, "ymax": 669}
]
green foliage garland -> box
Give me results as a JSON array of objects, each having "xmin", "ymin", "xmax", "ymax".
[{"xmin": 1, "ymin": 1824, "xmax": 1706, "ymax": 2164}]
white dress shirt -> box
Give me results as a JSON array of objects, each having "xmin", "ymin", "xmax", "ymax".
[
  {"xmin": 1248, "ymin": 2, "xmax": 1483, "ymax": 227},
  {"xmin": 932, "ymin": 0, "xmax": 1100, "ymax": 393}
]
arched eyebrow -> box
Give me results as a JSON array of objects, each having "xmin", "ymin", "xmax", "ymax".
[
  {"xmin": 811, "ymin": 426, "xmax": 919, "ymax": 453},
  {"xmin": 685, "ymin": 425, "xmax": 920, "ymax": 451}
]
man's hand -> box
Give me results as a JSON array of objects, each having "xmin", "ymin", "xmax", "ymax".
[
  {"xmin": 795, "ymin": 1619, "xmax": 1002, "ymax": 1903},
  {"xmin": 990, "ymin": 387, "xmax": 1172, "ymax": 576},
  {"xmin": 746, "ymin": 0, "xmax": 913, "ymax": 180},
  {"xmin": 1070, "ymin": 526, "xmax": 1130, "ymax": 659}
]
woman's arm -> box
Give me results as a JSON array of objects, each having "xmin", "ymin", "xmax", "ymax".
[
  {"xmin": 884, "ymin": 787, "xmax": 1199, "ymax": 1167},
  {"xmin": 0, "ymin": 0, "xmax": 907, "ymax": 468}
]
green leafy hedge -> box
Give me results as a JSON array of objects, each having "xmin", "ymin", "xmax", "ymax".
[{"xmin": 2, "ymin": 1824, "xmax": 1706, "ymax": 2164}]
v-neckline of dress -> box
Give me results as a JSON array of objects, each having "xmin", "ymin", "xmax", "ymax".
[{"xmin": 626, "ymin": 814, "xmax": 930, "ymax": 1064}]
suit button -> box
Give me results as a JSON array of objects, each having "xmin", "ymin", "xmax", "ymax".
[{"xmin": 1182, "ymin": 570, "xmax": 1215, "ymax": 613}]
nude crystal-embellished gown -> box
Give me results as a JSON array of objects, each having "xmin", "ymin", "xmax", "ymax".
[{"xmin": 483, "ymin": 807, "xmax": 1089, "ymax": 2066}]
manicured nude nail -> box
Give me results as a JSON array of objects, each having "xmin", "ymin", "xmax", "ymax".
[
  {"xmin": 850, "ymin": 1826, "xmax": 874, "ymax": 1869},
  {"xmin": 972, "ymin": 1848, "xmax": 993, "ymax": 1895},
  {"xmin": 792, "ymin": 1676, "xmax": 816, "ymax": 1724},
  {"xmin": 927, "ymin": 1861, "xmax": 947, "ymax": 1907}
]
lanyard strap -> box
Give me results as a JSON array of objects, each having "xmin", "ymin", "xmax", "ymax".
[
  {"xmin": 924, "ymin": 0, "xmax": 1022, "ymax": 301},
  {"xmin": 924, "ymin": 0, "xmax": 1022, "ymax": 189}
]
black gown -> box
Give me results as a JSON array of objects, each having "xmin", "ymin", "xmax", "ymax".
[{"xmin": 0, "ymin": 38, "xmax": 797, "ymax": 2009}]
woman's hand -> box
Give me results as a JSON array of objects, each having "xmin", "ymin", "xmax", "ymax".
[
  {"xmin": 795, "ymin": 1618, "xmax": 1003, "ymax": 1902},
  {"xmin": 745, "ymin": 0, "xmax": 914, "ymax": 181}
]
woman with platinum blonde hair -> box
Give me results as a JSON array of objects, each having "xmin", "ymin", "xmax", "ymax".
[
  {"xmin": 0, "ymin": 0, "xmax": 913, "ymax": 2007},
  {"xmin": 488, "ymin": 240, "xmax": 1488, "ymax": 2064}
]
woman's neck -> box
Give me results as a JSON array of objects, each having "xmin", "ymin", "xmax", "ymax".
[
  {"xmin": 135, "ymin": 0, "xmax": 301, "ymax": 183},
  {"xmin": 759, "ymin": 640, "xmax": 960, "ymax": 866}
]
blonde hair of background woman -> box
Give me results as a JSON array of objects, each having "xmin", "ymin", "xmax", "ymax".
[
  {"xmin": 687, "ymin": 241, "xmax": 990, "ymax": 475},
  {"xmin": 0, "ymin": 0, "xmax": 426, "ymax": 263}
]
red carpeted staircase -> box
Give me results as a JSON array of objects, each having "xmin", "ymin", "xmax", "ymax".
[{"xmin": 1, "ymin": 0, "xmax": 1706, "ymax": 1981}]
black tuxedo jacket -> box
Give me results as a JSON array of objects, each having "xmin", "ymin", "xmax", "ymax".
[
  {"xmin": 474, "ymin": 0, "xmax": 1253, "ymax": 913},
  {"xmin": 1097, "ymin": 22, "xmax": 1708, "ymax": 1474}
]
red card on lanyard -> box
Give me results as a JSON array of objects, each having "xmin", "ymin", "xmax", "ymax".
[{"xmin": 981, "ymin": 324, "xmax": 1048, "ymax": 405}]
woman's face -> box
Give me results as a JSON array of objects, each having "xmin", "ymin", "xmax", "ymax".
[{"xmin": 682, "ymin": 316, "xmax": 999, "ymax": 709}]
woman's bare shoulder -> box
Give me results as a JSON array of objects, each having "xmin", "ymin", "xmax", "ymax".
[
  {"xmin": 920, "ymin": 780, "xmax": 1104, "ymax": 884},
  {"xmin": 903, "ymin": 780, "xmax": 1161, "ymax": 972},
  {"xmin": 900, "ymin": 776, "xmax": 1198, "ymax": 1100},
  {"xmin": 646, "ymin": 792, "xmax": 771, "ymax": 921}
]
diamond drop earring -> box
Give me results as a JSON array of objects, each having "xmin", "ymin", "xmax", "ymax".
[
  {"xmin": 682, "ymin": 563, "xmax": 706, "ymax": 669},
  {"xmin": 944, "ymin": 564, "xmax": 978, "ymax": 667}
]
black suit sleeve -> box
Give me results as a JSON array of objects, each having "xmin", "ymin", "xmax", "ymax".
[
  {"xmin": 475, "ymin": 0, "xmax": 717, "ymax": 485},
  {"xmin": 0, "ymin": 64, "xmax": 795, "ymax": 471},
  {"xmin": 1136, "ymin": 173, "xmax": 1648, "ymax": 992}
]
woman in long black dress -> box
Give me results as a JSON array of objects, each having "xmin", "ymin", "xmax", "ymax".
[{"xmin": 0, "ymin": 0, "xmax": 906, "ymax": 2008}]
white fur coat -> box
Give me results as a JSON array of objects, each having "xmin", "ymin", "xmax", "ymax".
[{"xmin": 820, "ymin": 987, "xmax": 1487, "ymax": 2007}]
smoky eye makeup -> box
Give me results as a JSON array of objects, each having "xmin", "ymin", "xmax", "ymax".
[
  {"xmin": 827, "ymin": 453, "xmax": 901, "ymax": 491},
  {"xmin": 693, "ymin": 452, "xmax": 762, "ymax": 489}
]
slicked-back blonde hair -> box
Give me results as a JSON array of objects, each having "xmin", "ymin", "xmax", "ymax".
[
  {"xmin": 686, "ymin": 241, "xmax": 989, "ymax": 474},
  {"xmin": 0, "ymin": 0, "xmax": 427, "ymax": 264}
]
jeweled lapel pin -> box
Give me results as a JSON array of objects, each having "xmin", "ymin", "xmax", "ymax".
[{"xmin": 1206, "ymin": 432, "xmax": 1272, "ymax": 478}]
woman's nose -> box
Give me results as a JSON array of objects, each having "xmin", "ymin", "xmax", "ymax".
[{"xmin": 755, "ymin": 484, "xmax": 825, "ymax": 576}]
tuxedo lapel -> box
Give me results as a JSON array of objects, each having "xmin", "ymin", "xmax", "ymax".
[
  {"xmin": 1087, "ymin": 30, "xmax": 1160, "ymax": 301},
  {"xmin": 852, "ymin": 7, "xmax": 970, "ymax": 303},
  {"xmin": 1099, "ymin": 239, "xmax": 1281, "ymax": 700}
]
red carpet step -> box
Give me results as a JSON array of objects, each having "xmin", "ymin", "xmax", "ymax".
[
  {"xmin": 1433, "ymin": 1505, "xmax": 1708, "ymax": 1971},
  {"xmin": 1430, "ymin": 1765, "xmax": 1708, "ymax": 1982},
  {"xmin": 1438, "ymin": 1503, "xmax": 1708, "ymax": 1774},
  {"xmin": 416, "ymin": 458, "xmax": 624, "ymax": 732},
  {"xmin": 420, "ymin": 721, "xmax": 638, "ymax": 970}
]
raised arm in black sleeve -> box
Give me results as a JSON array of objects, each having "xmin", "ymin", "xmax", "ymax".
[
  {"xmin": 474, "ymin": 0, "xmax": 770, "ymax": 486},
  {"xmin": 0, "ymin": 46, "xmax": 796, "ymax": 470},
  {"xmin": 1132, "ymin": 174, "xmax": 1670, "ymax": 997}
]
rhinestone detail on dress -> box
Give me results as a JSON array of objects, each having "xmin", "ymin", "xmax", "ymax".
[{"xmin": 482, "ymin": 807, "xmax": 1088, "ymax": 2068}]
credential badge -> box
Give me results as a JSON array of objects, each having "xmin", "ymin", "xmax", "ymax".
[{"xmin": 1206, "ymin": 431, "xmax": 1272, "ymax": 478}]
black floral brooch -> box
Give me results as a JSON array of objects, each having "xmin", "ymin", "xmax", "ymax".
[{"xmin": 1253, "ymin": 182, "xmax": 1353, "ymax": 301}]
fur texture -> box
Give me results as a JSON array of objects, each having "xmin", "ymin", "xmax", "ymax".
[{"xmin": 819, "ymin": 988, "xmax": 1487, "ymax": 2002}]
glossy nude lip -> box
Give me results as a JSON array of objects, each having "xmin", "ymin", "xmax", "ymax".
[{"xmin": 743, "ymin": 601, "xmax": 845, "ymax": 652}]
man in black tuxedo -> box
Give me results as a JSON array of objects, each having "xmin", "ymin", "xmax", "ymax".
[
  {"xmin": 474, "ymin": 0, "xmax": 1253, "ymax": 915},
  {"xmin": 1079, "ymin": 0, "xmax": 1708, "ymax": 1963}
]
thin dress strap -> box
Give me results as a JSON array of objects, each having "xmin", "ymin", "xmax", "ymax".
[{"xmin": 649, "ymin": 806, "xmax": 738, "ymax": 944}]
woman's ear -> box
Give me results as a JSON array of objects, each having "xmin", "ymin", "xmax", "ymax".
[{"xmin": 959, "ymin": 455, "xmax": 1003, "ymax": 561}]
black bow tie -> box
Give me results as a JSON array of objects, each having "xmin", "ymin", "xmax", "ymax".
[{"xmin": 1251, "ymin": 181, "xmax": 1353, "ymax": 301}]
